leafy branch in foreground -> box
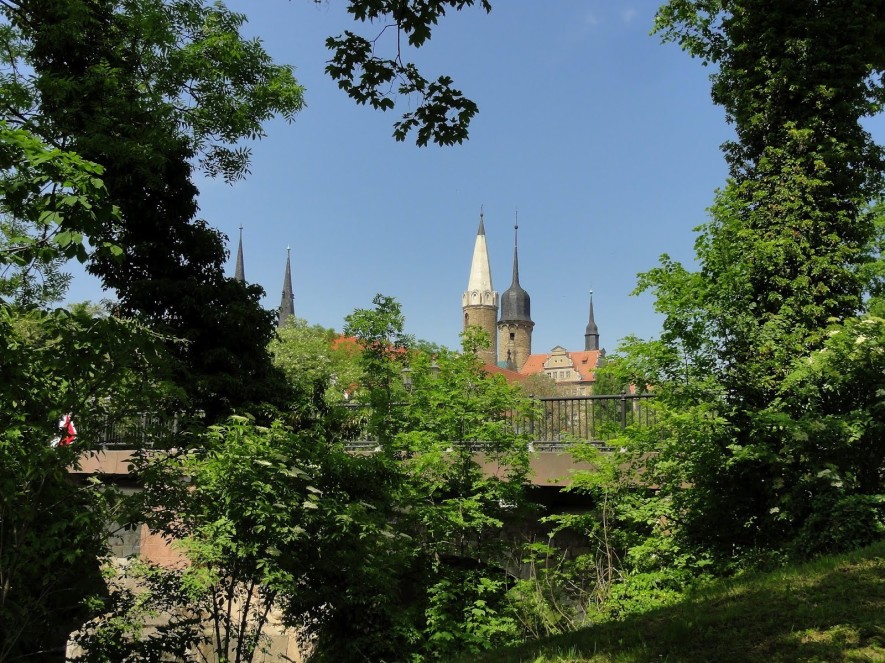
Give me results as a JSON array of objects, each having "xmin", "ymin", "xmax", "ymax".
[
  {"xmin": 324, "ymin": 0, "xmax": 492, "ymax": 146},
  {"xmin": 0, "ymin": 123, "xmax": 121, "ymax": 273}
]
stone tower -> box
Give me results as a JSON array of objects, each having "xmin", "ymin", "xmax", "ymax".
[
  {"xmin": 462, "ymin": 211, "xmax": 498, "ymax": 365},
  {"xmin": 584, "ymin": 290, "xmax": 599, "ymax": 351},
  {"xmin": 234, "ymin": 225, "xmax": 245, "ymax": 283},
  {"xmin": 498, "ymin": 221, "xmax": 534, "ymax": 370},
  {"xmin": 278, "ymin": 246, "xmax": 295, "ymax": 327}
]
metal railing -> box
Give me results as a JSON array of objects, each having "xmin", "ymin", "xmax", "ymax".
[
  {"xmin": 91, "ymin": 395, "xmax": 656, "ymax": 450},
  {"xmin": 92, "ymin": 412, "xmax": 186, "ymax": 448},
  {"xmin": 337, "ymin": 393, "xmax": 655, "ymax": 450},
  {"xmin": 516, "ymin": 393, "xmax": 656, "ymax": 444}
]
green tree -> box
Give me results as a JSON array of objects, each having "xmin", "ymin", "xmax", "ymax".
[
  {"xmin": 270, "ymin": 318, "xmax": 363, "ymax": 407},
  {"xmin": 396, "ymin": 329, "xmax": 534, "ymax": 659},
  {"xmin": 73, "ymin": 416, "xmax": 405, "ymax": 663},
  {"xmin": 591, "ymin": 357, "xmax": 632, "ymax": 396},
  {"xmin": 342, "ymin": 298, "xmax": 535, "ymax": 659},
  {"xmin": 1, "ymin": 0, "xmax": 304, "ymax": 419},
  {"xmin": 618, "ymin": 1, "xmax": 885, "ymax": 561},
  {"xmin": 517, "ymin": 372, "xmax": 559, "ymax": 398},
  {"xmin": 343, "ymin": 294, "xmax": 413, "ymax": 449},
  {"xmin": 769, "ymin": 314, "xmax": 885, "ymax": 553}
]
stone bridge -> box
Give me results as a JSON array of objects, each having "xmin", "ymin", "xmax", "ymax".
[
  {"xmin": 71, "ymin": 394, "xmax": 655, "ymax": 487},
  {"xmin": 63, "ymin": 395, "xmax": 655, "ymax": 660}
]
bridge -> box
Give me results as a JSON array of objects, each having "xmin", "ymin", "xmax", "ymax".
[
  {"xmin": 66, "ymin": 394, "xmax": 657, "ymax": 593},
  {"xmin": 71, "ymin": 394, "xmax": 655, "ymax": 487}
]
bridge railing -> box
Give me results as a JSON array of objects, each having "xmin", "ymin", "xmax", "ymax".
[
  {"xmin": 91, "ymin": 394, "xmax": 656, "ymax": 449},
  {"xmin": 90, "ymin": 412, "xmax": 191, "ymax": 449},
  {"xmin": 338, "ymin": 393, "xmax": 655, "ymax": 450},
  {"xmin": 516, "ymin": 393, "xmax": 655, "ymax": 445}
]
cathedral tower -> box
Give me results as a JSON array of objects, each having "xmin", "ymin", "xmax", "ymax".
[
  {"xmin": 497, "ymin": 220, "xmax": 534, "ymax": 370},
  {"xmin": 462, "ymin": 211, "xmax": 498, "ymax": 365},
  {"xmin": 584, "ymin": 290, "xmax": 599, "ymax": 351},
  {"xmin": 278, "ymin": 246, "xmax": 295, "ymax": 327}
]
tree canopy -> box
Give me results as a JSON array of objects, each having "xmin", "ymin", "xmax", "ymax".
[
  {"xmin": 1, "ymin": 0, "xmax": 307, "ymax": 417},
  {"xmin": 616, "ymin": 0, "xmax": 885, "ymax": 559}
]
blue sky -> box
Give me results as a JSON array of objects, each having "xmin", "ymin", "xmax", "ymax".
[{"xmin": 68, "ymin": 1, "xmax": 747, "ymax": 351}]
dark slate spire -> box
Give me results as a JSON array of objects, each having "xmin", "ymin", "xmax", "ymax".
[
  {"xmin": 234, "ymin": 225, "xmax": 245, "ymax": 283},
  {"xmin": 584, "ymin": 290, "xmax": 600, "ymax": 351},
  {"xmin": 278, "ymin": 246, "xmax": 294, "ymax": 327},
  {"xmin": 499, "ymin": 217, "xmax": 532, "ymax": 323}
]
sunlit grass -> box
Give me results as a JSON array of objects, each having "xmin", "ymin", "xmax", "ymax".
[{"xmin": 473, "ymin": 541, "xmax": 885, "ymax": 663}]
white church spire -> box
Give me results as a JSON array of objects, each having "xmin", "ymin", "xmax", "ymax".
[
  {"xmin": 465, "ymin": 208, "xmax": 495, "ymax": 294},
  {"xmin": 462, "ymin": 208, "xmax": 499, "ymax": 365}
]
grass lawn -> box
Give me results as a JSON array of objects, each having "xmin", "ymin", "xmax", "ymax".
[{"xmin": 473, "ymin": 541, "xmax": 885, "ymax": 663}]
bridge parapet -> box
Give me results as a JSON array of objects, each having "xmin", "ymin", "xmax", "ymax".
[
  {"xmin": 89, "ymin": 395, "xmax": 654, "ymax": 450},
  {"xmin": 339, "ymin": 393, "xmax": 655, "ymax": 447},
  {"xmin": 75, "ymin": 395, "xmax": 654, "ymax": 487},
  {"xmin": 70, "ymin": 448, "xmax": 604, "ymax": 487}
]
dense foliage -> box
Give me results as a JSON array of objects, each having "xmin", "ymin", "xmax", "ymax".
[
  {"xmin": 72, "ymin": 296, "xmax": 536, "ymax": 662},
  {"xmin": 73, "ymin": 416, "xmax": 402, "ymax": 663},
  {"xmin": 598, "ymin": 0, "xmax": 885, "ymax": 570},
  {"xmin": 1, "ymin": 0, "xmax": 303, "ymax": 418},
  {"xmin": 332, "ymin": 296, "xmax": 535, "ymax": 660},
  {"xmin": 0, "ymin": 305, "xmax": 172, "ymax": 662}
]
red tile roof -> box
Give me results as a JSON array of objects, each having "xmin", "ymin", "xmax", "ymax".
[
  {"xmin": 330, "ymin": 335, "xmax": 359, "ymax": 352},
  {"xmin": 331, "ymin": 335, "xmax": 408, "ymax": 359},
  {"xmin": 481, "ymin": 363, "xmax": 528, "ymax": 383},
  {"xmin": 519, "ymin": 349, "xmax": 603, "ymax": 383}
]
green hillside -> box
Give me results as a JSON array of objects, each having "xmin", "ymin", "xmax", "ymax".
[{"xmin": 475, "ymin": 542, "xmax": 885, "ymax": 663}]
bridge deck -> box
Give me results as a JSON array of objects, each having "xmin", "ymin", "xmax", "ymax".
[{"xmin": 70, "ymin": 448, "xmax": 601, "ymax": 487}]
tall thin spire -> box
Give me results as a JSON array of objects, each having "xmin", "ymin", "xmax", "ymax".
[
  {"xmin": 466, "ymin": 208, "xmax": 494, "ymax": 293},
  {"xmin": 500, "ymin": 213, "xmax": 531, "ymax": 323},
  {"xmin": 234, "ymin": 225, "xmax": 245, "ymax": 283},
  {"xmin": 498, "ymin": 211, "xmax": 533, "ymax": 370},
  {"xmin": 278, "ymin": 246, "xmax": 294, "ymax": 327},
  {"xmin": 584, "ymin": 290, "xmax": 600, "ymax": 351}
]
